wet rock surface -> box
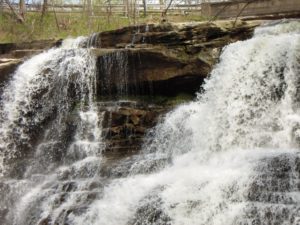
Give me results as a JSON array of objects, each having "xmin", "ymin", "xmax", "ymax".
[
  {"xmin": 4, "ymin": 20, "xmax": 294, "ymax": 225},
  {"xmin": 92, "ymin": 21, "xmax": 259, "ymax": 49},
  {"xmin": 0, "ymin": 21, "xmax": 260, "ymax": 97},
  {"xmin": 91, "ymin": 20, "xmax": 261, "ymax": 96},
  {"xmin": 240, "ymin": 153, "xmax": 300, "ymax": 225},
  {"xmin": 0, "ymin": 40, "xmax": 61, "ymax": 90},
  {"xmin": 97, "ymin": 100, "xmax": 171, "ymax": 175},
  {"xmin": 0, "ymin": 20, "xmax": 259, "ymax": 180},
  {"xmin": 0, "ymin": 40, "xmax": 61, "ymax": 56},
  {"xmin": 0, "ymin": 99, "xmax": 171, "ymax": 225},
  {"xmin": 0, "ymin": 59, "xmax": 22, "ymax": 90}
]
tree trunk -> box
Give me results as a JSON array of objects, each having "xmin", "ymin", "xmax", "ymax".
[
  {"xmin": 51, "ymin": 0, "xmax": 60, "ymax": 31},
  {"xmin": 142, "ymin": 0, "xmax": 147, "ymax": 17},
  {"xmin": 87, "ymin": 0, "xmax": 92, "ymax": 16},
  {"xmin": 19, "ymin": 0, "xmax": 26, "ymax": 20},
  {"xmin": 5, "ymin": 0, "xmax": 25, "ymax": 23},
  {"xmin": 41, "ymin": 0, "xmax": 48, "ymax": 21},
  {"xmin": 87, "ymin": 0, "xmax": 92, "ymax": 30},
  {"xmin": 123, "ymin": 0, "xmax": 128, "ymax": 17},
  {"xmin": 161, "ymin": 0, "xmax": 174, "ymax": 20},
  {"xmin": 159, "ymin": 0, "xmax": 164, "ymax": 10},
  {"xmin": 106, "ymin": 0, "xmax": 112, "ymax": 24},
  {"xmin": 133, "ymin": 0, "xmax": 137, "ymax": 24}
]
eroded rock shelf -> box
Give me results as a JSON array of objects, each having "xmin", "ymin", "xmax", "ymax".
[{"xmin": 0, "ymin": 20, "xmax": 262, "ymax": 169}]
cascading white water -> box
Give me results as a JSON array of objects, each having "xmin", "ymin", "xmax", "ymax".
[
  {"xmin": 0, "ymin": 37, "xmax": 99, "ymax": 176},
  {"xmin": 0, "ymin": 37, "xmax": 105, "ymax": 225},
  {"xmin": 0, "ymin": 20, "xmax": 300, "ymax": 225},
  {"xmin": 68, "ymin": 20, "xmax": 300, "ymax": 225}
]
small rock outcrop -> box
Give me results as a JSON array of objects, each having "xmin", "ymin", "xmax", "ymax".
[
  {"xmin": 102, "ymin": 101, "xmax": 168, "ymax": 157},
  {"xmin": 0, "ymin": 40, "xmax": 61, "ymax": 87},
  {"xmin": 91, "ymin": 20, "xmax": 261, "ymax": 96},
  {"xmin": 0, "ymin": 59, "xmax": 21, "ymax": 90}
]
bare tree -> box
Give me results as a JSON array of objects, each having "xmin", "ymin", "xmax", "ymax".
[
  {"xmin": 5, "ymin": 0, "xmax": 25, "ymax": 23},
  {"xmin": 105, "ymin": 0, "xmax": 112, "ymax": 24},
  {"xmin": 142, "ymin": 0, "xmax": 146, "ymax": 17},
  {"xmin": 209, "ymin": 0, "xmax": 261, "ymax": 22},
  {"xmin": 159, "ymin": 0, "xmax": 164, "ymax": 10},
  {"xmin": 41, "ymin": 0, "xmax": 48, "ymax": 21},
  {"xmin": 87, "ymin": 0, "xmax": 92, "ymax": 16},
  {"xmin": 233, "ymin": 0, "xmax": 253, "ymax": 26},
  {"xmin": 132, "ymin": 0, "xmax": 137, "ymax": 24},
  {"xmin": 51, "ymin": 0, "xmax": 60, "ymax": 31},
  {"xmin": 19, "ymin": 0, "xmax": 26, "ymax": 19},
  {"xmin": 123, "ymin": 0, "xmax": 128, "ymax": 17},
  {"xmin": 161, "ymin": 0, "xmax": 174, "ymax": 21},
  {"xmin": 125, "ymin": 0, "xmax": 138, "ymax": 24}
]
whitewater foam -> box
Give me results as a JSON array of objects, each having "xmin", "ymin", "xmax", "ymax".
[
  {"xmin": 1, "ymin": 21, "xmax": 300, "ymax": 225},
  {"xmin": 70, "ymin": 21, "xmax": 300, "ymax": 225}
]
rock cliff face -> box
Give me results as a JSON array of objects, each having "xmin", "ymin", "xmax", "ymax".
[
  {"xmin": 86, "ymin": 20, "xmax": 261, "ymax": 162},
  {"xmin": 91, "ymin": 20, "xmax": 261, "ymax": 96},
  {"xmin": 0, "ymin": 20, "xmax": 261, "ymax": 164},
  {"xmin": 97, "ymin": 100, "xmax": 169, "ymax": 177},
  {"xmin": 0, "ymin": 21, "xmax": 260, "ymax": 96},
  {"xmin": 0, "ymin": 40, "xmax": 61, "ymax": 90}
]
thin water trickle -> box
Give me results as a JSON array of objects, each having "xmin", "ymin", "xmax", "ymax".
[{"xmin": 97, "ymin": 50, "xmax": 130, "ymax": 96}]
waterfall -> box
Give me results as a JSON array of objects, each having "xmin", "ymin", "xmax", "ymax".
[
  {"xmin": 70, "ymin": 20, "xmax": 300, "ymax": 225},
  {"xmin": 0, "ymin": 20, "xmax": 300, "ymax": 225},
  {"xmin": 0, "ymin": 37, "xmax": 105, "ymax": 225},
  {"xmin": 97, "ymin": 51, "xmax": 130, "ymax": 96}
]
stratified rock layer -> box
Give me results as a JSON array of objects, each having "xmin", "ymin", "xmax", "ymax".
[
  {"xmin": 0, "ymin": 40, "xmax": 61, "ymax": 90},
  {"xmin": 90, "ymin": 20, "xmax": 261, "ymax": 96},
  {"xmin": 0, "ymin": 20, "xmax": 262, "ymax": 171}
]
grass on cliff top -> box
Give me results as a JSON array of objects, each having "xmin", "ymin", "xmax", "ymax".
[
  {"xmin": 0, "ymin": 11, "xmax": 206, "ymax": 43},
  {"xmin": 0, "ymin": 12, "xmax": 131, "ymax": 43}
]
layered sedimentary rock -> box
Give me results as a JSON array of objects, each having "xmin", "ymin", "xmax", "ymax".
[
  {"xmin": 0, "ymin": 20, "xmax": 261, "ymax": 97},
  {"xmin": 0, "ymin": 40, "xmax": 61, "ymax": 88},
  {"xmin": 91, "ymin": 20, "xmax": 261, "ymax": 96},
  {"xmin": 0, "ymin": 20, "xmax": 262, "ymax": 171},
  {"xmin": 1, "ymin": 20, "xmax": 299, "ymax": 225}
]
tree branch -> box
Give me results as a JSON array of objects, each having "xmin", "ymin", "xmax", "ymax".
[
  {"xmin": 5, "ymin": 0, "xmax": 25, "ymax": 23},
  {"xmin": 161, "ymin": 0, "xmax": 174, "ymax": 21}
]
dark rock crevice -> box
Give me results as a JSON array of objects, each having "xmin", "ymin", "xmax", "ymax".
[{"xmin": 95, "ymin": 48, "xmax": 208, "ymax": 97}]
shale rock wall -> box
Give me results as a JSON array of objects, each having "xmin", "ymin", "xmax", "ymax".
[
  {"xmin": 0, "ymin": 20, "xmax": 261, "ymax": 164},
  {"xmin": 91, "ymin": 20, "xmax": 261, "ymax": 96}
]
